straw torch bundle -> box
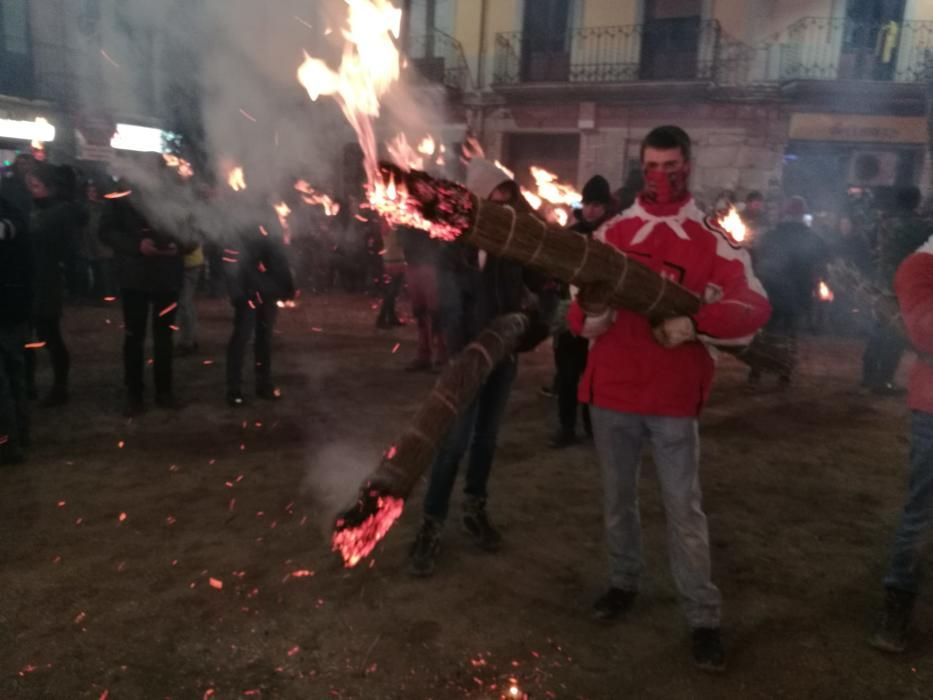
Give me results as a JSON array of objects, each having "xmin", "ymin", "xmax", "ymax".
[
  {"xmin": 373, "ymin": 163, "xmax": 791, "ymax": 374},
  {"xmin": 332, "ymin": 313, "xmax": 531, "ymax": 567}
]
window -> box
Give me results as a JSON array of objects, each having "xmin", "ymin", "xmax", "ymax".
[{"xmin": 1, "ymin": 0, "xmax": 29, "ymax": 55}]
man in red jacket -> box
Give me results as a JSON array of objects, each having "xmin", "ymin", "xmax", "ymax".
[
  {"xmin": 567, "ymin": 126, "xmax": 771, "ymax": 672},
  {"xmin": 870, "ymin": 237, "xmax": 933, "ymax": 653}
]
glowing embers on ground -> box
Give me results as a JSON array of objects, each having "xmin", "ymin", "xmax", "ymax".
[
  {"xmin": 331, "ymin": 487, "xmax": 405, "ymax": 568},
  {"xmin": 718, "ymin": 205, "xmax": 747, "ymax": 243}
]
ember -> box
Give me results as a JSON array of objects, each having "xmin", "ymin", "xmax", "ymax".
[{"xmin": 331, "ymin": 490, "xmax": 405, "ymax": 568}]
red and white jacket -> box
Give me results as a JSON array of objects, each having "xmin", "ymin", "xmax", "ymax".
[
  {"xmin": 894, "ymin": 240, "xmax": 933, "ymax": 414},
  {"xmin": 567, "ymin": 194, "xmax": 771, "ymax": 417}
]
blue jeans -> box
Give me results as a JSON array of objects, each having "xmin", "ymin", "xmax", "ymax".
[
  {"xmin": 422, "ymin": 356, "xmax": 518, "ymax": 521},
  {"xmin": 884, "ymin": 410, "xmax": 933, "ymax": 593},
  {"xmin": 591, "ymin": 407, "xmax": 721, "ymax": 628}
]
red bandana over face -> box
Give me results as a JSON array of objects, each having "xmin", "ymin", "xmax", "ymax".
[{"xmin": 643, "ymin": 168, "xmax": 688, "ymax": 205}]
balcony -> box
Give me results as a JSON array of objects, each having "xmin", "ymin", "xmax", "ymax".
[
  {"xmin": 493, "ymin": 19, "xmax": 721, "ymax": 86},
  {"xmin": 781, "ymin": 17, "xmax": 933, "ymax": 83},
  {"xmin": 407, "ymin": 29, "xmax": 471, "ymax": 92}
]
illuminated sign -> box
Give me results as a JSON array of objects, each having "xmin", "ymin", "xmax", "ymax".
[
  {"xmin": 110, "ymin": 123, "xmax": 166, "ymax": 153},
  {"xmin": 0, "ymin": 117, "xmax": 55, "ymax": 143}
]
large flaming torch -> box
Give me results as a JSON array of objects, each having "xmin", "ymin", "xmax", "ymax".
[{"xmin": 332, "ymin": 314, "xmax": 531, "ymax": 567}]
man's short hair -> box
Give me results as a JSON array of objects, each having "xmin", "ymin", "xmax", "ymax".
[
  {"xmin": 895, "ymin": 185, "xmax": 921, "ymax": 212},
  {"xmin": 640, "ymin": 125, "xmax": 691, "ymax": 162}
]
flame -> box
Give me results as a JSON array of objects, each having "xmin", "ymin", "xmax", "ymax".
[
  {"xmin": 332, "ymin": 492, "xmax": 405, "ymax": 567},
  {"xmin": 294, "ymin": 180, "xmax": 340, "ymax": 216},
  {"xmin": 530, "ymin": 166, "xmax": 582, "ymax": 208},
  {"xmin": 417, "ymin": 135, "xmax": 436, "ymax": 156},
  {"xmin": 719, "ymin": 206, "xmax": 747, "ymax": 243},
  {"xmin": 227, "ymin": 166, "xmax": 246, "ymax": 192},
  {"xmin": 296, "ymin": 0, "xmax": 402, "ymax": 186},
  {"xmin": 163, "ymin": 153, "xmax": 194, "ymax": 179},
  {"xmin": 818, "ymin": 280, "xmax": 834, "ymax": 302}
]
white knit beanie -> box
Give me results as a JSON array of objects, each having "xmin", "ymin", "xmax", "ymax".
[{"xmin": 466, "ymin": 158, "xmax": 511, "ymax": 199}]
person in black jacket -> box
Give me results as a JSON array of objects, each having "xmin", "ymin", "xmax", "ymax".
[
  {"xmin": 409, "ymin": 158, "xmax": 545, "ymax": 577},
  {"xmin": 749, "ymin": 196, "xmax": 828, "ymax": 388},
  {"xmin": 0, "ymin": 194, "xmax": 31, "ymax": 464},
  {"xmin": 100, "ymin": 187, "xmax": 192, "ymax": 416},
  {"xmin": 550, "ymin": 175, "xmax": 616, "ymax": 448},
  {"xmin": 25, "ymin": 164, "xmax": 88, "ymax": 406},
  {"xmin": 223, "ymin": 207, "xmax": 295, "ymax": 407}
]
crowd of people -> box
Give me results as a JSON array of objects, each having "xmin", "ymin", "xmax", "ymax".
[{"xmin": 1, "ymin": 124, "xmax": 931, "ymax": 673}]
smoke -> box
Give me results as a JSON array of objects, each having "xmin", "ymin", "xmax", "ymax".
[{"xmin": 84, "ymin": 0, "xmax": 453, "ymax": 243}]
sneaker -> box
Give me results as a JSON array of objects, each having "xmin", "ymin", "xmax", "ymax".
[
  {"xmin": 691, "ymin": 627, "xmax": 726, "ymax": 673},
  {"xmin": 592, "ymin": 587, "xmax": 637, "ymax": 621},
  {"xmin": 549, "ymin": 430, "xmax": 579, "ymax": 449},
  {"xmin": 408, "ymin": 518, "xmax": 443, "ymax": 577},
  {"xmin": 869, "ymin": 588, "xmax": 915, "ymax": 654},
  {"xmin": 462, "ymin": 497, "xmax": 502, "ymax": 552},
  {"xmin": 123, "ymin": 395, "xmax": 146, "ymax": 418},
  {"xmin": 40, "ymin": 387, "xmax": 69, "ymax": 408},
  {"xmin": 227, "ymin": 391, "xmax": 246, "ymax": 408}
]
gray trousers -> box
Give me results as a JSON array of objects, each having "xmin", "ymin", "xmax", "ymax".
[{"xmin": 591, "ymin": 406, "xmax": 721, "ymax": 628}]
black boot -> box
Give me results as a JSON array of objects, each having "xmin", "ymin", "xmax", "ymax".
[
  {"xmin": 870, "ymin": 587, "xmax": 915, "ymax": 653},
  {"xmin": 462, "ymin": 496, "xmax": 502, "ymax": 552}
]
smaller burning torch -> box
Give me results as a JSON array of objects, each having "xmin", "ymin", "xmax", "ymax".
[{"xmin": 332, "ymin": 314, "xmax": 532, "ymax": 567}]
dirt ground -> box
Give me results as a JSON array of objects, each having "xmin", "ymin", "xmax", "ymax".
[{"xmin": 2, "ymin": 292, "xmax": 931, "ymax": 699}]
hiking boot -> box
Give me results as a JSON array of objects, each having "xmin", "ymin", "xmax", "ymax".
[
  {"xmin": 227, "ymin": 391, "xmax": 246, "ymax": 408},
  {"xmin": 123, "ymin": 395, "xmax": 146, "ymax": 418},
  {"xmin": 870, "ymin": 588, "xmax": 915, "ymax": 654},
  {"xmin": 691, "ymin": 627, "xmax": 726, "ymax": 673},
  {"xmin": 462, "ymin": 497, "xmax": 502, "ymax": 552},
  {"xmin": 549, "ymin": 430, "xmax": 579, "ymax": 449},
  {"xmin": 408, "ymin": 517, "xmax": 443, "ymax": 577},
  {"xmin": 40, "ymin": 387, "xmax": 69, "ymax": 408},
  {"xmin": 592, "ymin": 587, "xmax": 637, "ymax": 621}
]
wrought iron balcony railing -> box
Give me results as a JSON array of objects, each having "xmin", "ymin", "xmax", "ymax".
[
  {"xmin": 407, "ymin": 29, "xmax": 471, "ymax": 92},
  {"xmin": 781, "ymin": 16, "xmax": 933, "ymax": 83},
  {"xmin": 493, "ymin": 19, "xmax": 721, "ymax": 85}
]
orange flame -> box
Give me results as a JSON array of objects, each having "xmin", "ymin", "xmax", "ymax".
[
  {"xmin": 294, "ymin": 180, "xmax": 340, "ymax": 216},
  {"xmin": 719, "ymin": 206, "xmax": 747, "ymax": 243},
  {"xmin": 163, "ymin": 153, "xmax": 194, "ymax": 179},
  {"xmin": 332, "ymin": 492, "xmax": 405, "ymax": 567},
  {"xmin": 818, "ymin": 280, "xmax": 834, "ymax": 302},
  {"xmin": 227, "ymin": 166, "xmax": 246, "ymax": 192}
]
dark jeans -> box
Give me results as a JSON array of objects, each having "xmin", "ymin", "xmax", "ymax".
[
  {"xmin": 423, "ymin": 356, "xmax": 518, "ymax": 521},
  {"xmin": 555, "ymin": 331, "xmax": 591, "ymax": 436},
  {"xmin": 863, "ymin": 320, "xmax": 905, "ymax": 388},
  {"xmin": 377, "ymin": 271, "xmax": 404, "ymax": 325},
  {"xmin": 26, "ymin": 315, "xmax": 70, "ymax": 392},
  {"xmin": 884, "ymin": 410, "xmax": 933, "ymax": 593},
  {"xmin": 0, "ymin": 324, "xmax": 29, "ymax": 449},
  {"xmin": 122, "ymin": 289, "xmax": 178, "ymax": 398},
  {"xmin": 226, "ymin": 301, "xmax": 277, "ymax": 393}
]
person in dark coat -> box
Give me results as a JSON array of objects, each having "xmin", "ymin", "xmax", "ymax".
[
  {"xmin": 862, "ymin": 186, "xmax": 931, "ymax": 395},
  {"xmin": 409, "ymin": 158, "xmax": 546, "ymax": 577},
  {"xmin": 25, "ymin": 164, "xmax": 88, "ymax": 406},
  {"xmin": 0, "ymin": 194, "xmax": 31, "ymax": 464},
  {"xmin": 223, "ymin": 208, "xmax": 295, "ymax": 407},
  {"xmin": 749, "ymin": 196, "xmax": 828, "ymax": 387},
  {"xmin": 550, "ymin": 174, "xmax": 617, "ymax": 448},
  {"xmin": 100, "ymin": 187, "xmax": 191, "ymax": 416}
]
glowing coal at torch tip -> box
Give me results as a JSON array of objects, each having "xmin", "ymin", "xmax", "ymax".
[{"xmin": 332, "ymin": 492, "xmax": 405, "ymax": 567}]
